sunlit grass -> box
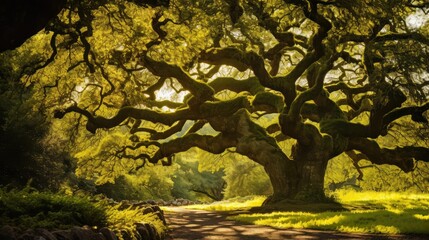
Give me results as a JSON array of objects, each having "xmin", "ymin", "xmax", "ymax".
[
  {"xmin": 231, "ymin": 208, "xmax": 429, "ymax": 234},
  {"xmin": 186, "ymin": 191, "xmax": 429, "ymax": 234},
  {"xmin": 184, "ymin": 195, "xmax": 266, "ymax": 211}
]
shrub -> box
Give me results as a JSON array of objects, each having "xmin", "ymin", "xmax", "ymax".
[{"xmin": 0, "ymin": 186, "xmax": 107, "ymax": 229}]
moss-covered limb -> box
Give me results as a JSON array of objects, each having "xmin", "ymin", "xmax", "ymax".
[
  {"xmin": 315, "ymin": 93, "xmax": 350, "ymax": 155},
  {"xmin": 148, "ymin": 133, "xmax": 238, "ymax": 164},
  {"xmin": 118, "ymin": 131, "xmax": 237, "ymax": 167},
  {"xmin": 279, "ymin": 109, "xmax": 323, "ymax": 146},
  {"xmin": 347, "ymin": 137, "xmax": 429, "ymax": 172},
  {"xmin": 228, "ymin": 110, "xmax": 295, "ymax": 183},
  {"xmin": 55, "ymin": 105, "xmax": 180, "ymax": 133},
  {"xmin": 124, "ymin": 141, "xmax": 162, "ymax": 151},
  {"xmin": 143, "ymin": 99, "xmax": 184, "ymax": 109},
  {"xmin": 251, "ymin": 92, "xmax": 285, "ymax": 113},
  {"xmin": 319, "ymin": 120, "xmax": 371, "ymax": 137},
  {"xmin": 345, "ymin": 98, "xmax": 373, "ymax": 120},
  {"xmin": 195, "ymin": 64, "xmax": 221, "ymax": 80},
  {"xmin": 55, "ymin": 96, "xmax": 250, "ymax": 133},
  {"xmin": 287, "ymin": 55, "xmax": 336, "ymax": 120},
  {"xmin": 266, "ymin": 123, "xmax": 281, "ymax": 134},
  {"xmin": 199, "ymin": 47, "xmax": 251, "ymax": 72},
  {"xmin": 200, "ymin": 47, "xmax": 316, "ymax": 104},
  {"xmin": 130, "ymin": 119, "xmax": 157, "ymax": 135},
  {"xmin": 199, "ymin": 95, "xmax": 251, "ymax": 117},
  {"xmin": 383, "ymin": 102, "xmax": 429, "ymax": 125},
  {"xmin": 271, "ymin": 0, "xmax": 332, "ymax": 88},
  {"xmin": 300, "ymin": 103, "xmax": 321, "ymax": 122},
  {"xmin": 200, "ymin": 47, "xmax": 295, "ymax": 97},
  {"xmin": 320, "ymin": 84, "xmax": 407, "ymax": 138},
  {"xmin": 149, "ymin": 120, "xmax": 187, "ymax": 140},
  {"xmin": 267, "ymin": 46, "xmax": 306, "ymax": 76},
  {"xmin": 140, "ymin": 56, "xmax": 214, "ymax": 103},
  {"xmin": 209, "ymin": 76, "xmax": 264, "ymax": 95},
  {"xmin": 325, "ymin": 82, "xmax": 372, "ymax": 96}
]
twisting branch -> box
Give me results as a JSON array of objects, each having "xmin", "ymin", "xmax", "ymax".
[
  {"xmin": 345, "ymin": 150, "xmax": 369, "ymax": 181},
  {"xmin": 149, "ymin": 120, "xmax": 187, "ymax": 140},
  {"xmin": 140, "ymin": 56, "xmax": 215, "ymax": 104},
  {"xmin": 348, "ymin": 138, "xmax": 429, "ymax": 172},
  {"xmin": 54, "ymin": 95, "xmax": 251, "ymax": 133},
  {"xmin": 384, "ymin": 102, "xmax": 429, "ymax": 125},
  {"xmin": 145, "ymin": 132, "xmax": 237, "ymax": 165}
]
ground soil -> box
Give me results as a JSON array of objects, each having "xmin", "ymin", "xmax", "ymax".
[{"xmin": 164, "ymin": 207, "xmax": 428, "ymax": 240}]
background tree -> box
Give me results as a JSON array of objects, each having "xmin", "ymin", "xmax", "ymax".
[
  {"xmin": 3, "ymin": 0, "xmax": 429, "ymax": 204},
  {"xmin": 0, "ymin": 49, "xmax": 72, "ymax": 190}
]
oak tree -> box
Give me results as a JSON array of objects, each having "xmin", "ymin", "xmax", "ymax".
[{"xmin": 4, "ymin": 0, "xmax": 429, "ymax": 203}]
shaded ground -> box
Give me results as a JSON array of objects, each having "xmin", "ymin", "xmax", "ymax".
[{"xmin": 164, "ymin": 207, "xmax": 428, "ymax": 240}]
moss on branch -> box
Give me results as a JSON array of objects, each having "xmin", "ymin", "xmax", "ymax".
[
  {"xmin": 209, "ymin": 77, "xmax": 264, "ymax": 95},
  {"xmin": 141, "ymin": 56, "xmax": 214, "ymax": 103},
  {"xmin": 149, "ymin": 133, "xmax": 237, "ymax": 163},
  {"xmin": 348, "ymin": 138, "xmax": 429, "ymax": 172},
  {"xmin": 55, "ymin": 96, "xmax": 251, "ymax": 133},
  {"xmin": 251, "ymin": 92, "xmax": 284, "ymax": 113}
]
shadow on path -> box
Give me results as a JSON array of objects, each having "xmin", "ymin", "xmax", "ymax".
[{"xmin": 164, "ymin": 207, "xmax": 428, "ymax": 240}]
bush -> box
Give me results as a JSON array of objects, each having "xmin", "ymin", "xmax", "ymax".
[{"xmin": 0, "ymin": 186, "xmax": 107, "ymax": 229}]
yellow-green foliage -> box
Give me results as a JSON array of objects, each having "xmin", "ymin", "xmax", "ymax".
[
  {"xmin": 0, "ymin": 187, "xmax": 167, "ymax": 239},
  {"xmin": 186, "ymin": 195, "xmax": 266, "ymax": 211},
  {"xmin": 227, "ymin": 191, "xmax": 429, "ymax": 234},
  {"xmin": 0, "ymin": 187, "xmax": 107, "ymax": 229},
  {"xmin": 105, "ymin": 204, "xmax": 167, "ymax": 239}
]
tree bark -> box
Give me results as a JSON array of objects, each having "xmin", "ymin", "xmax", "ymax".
[{"xmin": 294, "ymin": 152, "xmax": 329, "ymax": 201}]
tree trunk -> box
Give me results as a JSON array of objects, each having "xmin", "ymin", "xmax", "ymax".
[
  {"xmin": 230, "ymin": 109, "xmax": 331, "ymax": 204},
  {"xmin": 262, "ymin": 143, "xmax": 331, "ymax": 205},
  {"xmin": 292, "ymin": 142, "xmax": 330, "ymax": 202},
  {"xmin": 294, "ymin": 157, "xmax": 329, "ymax": 201},
  {"xmin": 263, "ymin": 157, "xmax": 298, "ymax": 203}
]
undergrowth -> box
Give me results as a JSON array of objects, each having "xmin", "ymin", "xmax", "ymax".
[
  {"xmin": 0, "ymin": 186, "xmax": 107, "ymax": 229},
  {"xmin": 106, "ymin": 204, "xmax": 167, "ymax": 238},
  {"xmin": 0, "ymin": 186, "xmax": 167, "ymax": 238}
]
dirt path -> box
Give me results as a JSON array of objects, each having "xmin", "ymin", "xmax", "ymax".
[{"xmin": 164, "ymin": 207, "xmax": 427, "ymax": 240}]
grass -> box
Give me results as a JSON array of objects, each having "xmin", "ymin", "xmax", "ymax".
[{"xmin": 186, "ymin": 190, "xmax": 429, "ymax": 235}]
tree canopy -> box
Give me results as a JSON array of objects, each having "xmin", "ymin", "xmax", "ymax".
[{"xmin": 2, "ymin": 0, "xmax": 429, "ymax": 203}]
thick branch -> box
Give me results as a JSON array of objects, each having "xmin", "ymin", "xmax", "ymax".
[
  {"xmin": 348, "ymin": 138, "xmax": 429, "ymax": 172},
  {"xmin": 342, "ymin": 32, "xmax": 429, "ymax": 46},
  {"xmin": 149, "ymin": 133, "xmax": 237, "ymax": 163},
  {"xmin": 140, "ymin": 56, "xmax": 215, "ymax": 103},
  {"xmin": 54, "ymin": 96, "xmax": 250, "ymax": 133},
  {"xmin": 384, "ymin": 102, "xmax": 429, "ymax": 125},
  {"xmin": 209, "ymin": 77, "xmax": 264, "ymax": 95},
  {"xmin": 279, "ymin": 54, "xmax": 336, "ymax": 144},
  {"xmin": 150, "ymin": 120, "xmax": 187, "ymax": 140}
]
